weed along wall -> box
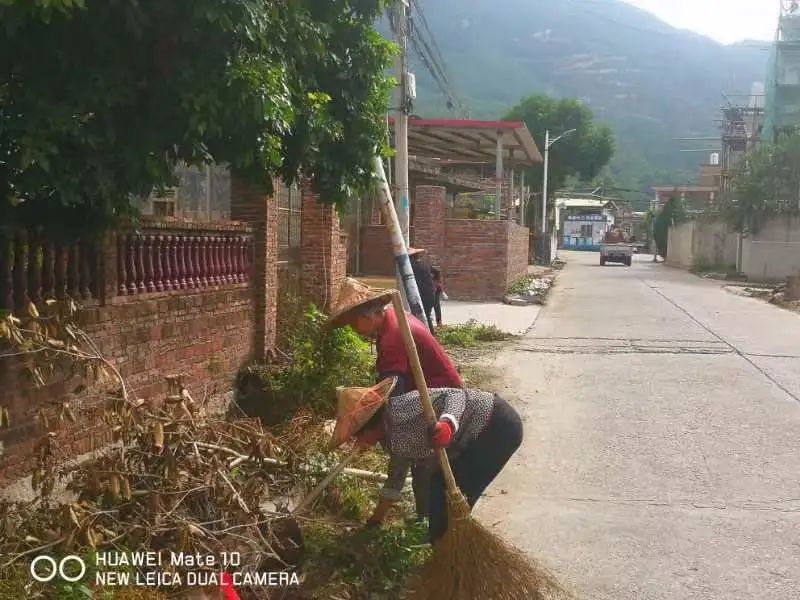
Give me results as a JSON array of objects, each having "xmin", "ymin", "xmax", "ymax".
[
  {"xmin": 0, "ymin": 220, "xmax": 257, "ymax": 484},
  {"xmin": 506, "ymin": 223, "xmax": 530, "ymax": 289}
]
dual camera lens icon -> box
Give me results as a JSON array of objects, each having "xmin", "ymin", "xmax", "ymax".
[{"xmin": 30, "ymin": 555, "xmax": 87, "ymax": 583}]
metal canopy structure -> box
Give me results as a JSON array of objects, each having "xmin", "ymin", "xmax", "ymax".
[
  {"xmin": 390, "ymin": 118, "xmax": 543, "ymax": 166},
  {"xmin": 408, "ymin": 156, "xmax": 483, "ymax": 193}
]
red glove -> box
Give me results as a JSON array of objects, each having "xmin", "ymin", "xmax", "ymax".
[
  {"xmin": 431, "ymin": 420, "xmax": 454, "ymax": 448},
  {"xmin": 220, "ymin": 572, "xmax": 241, "ymax": 600}
]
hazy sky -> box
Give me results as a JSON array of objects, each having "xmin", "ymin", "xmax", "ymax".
[{"xmin": 622, "ymin": 0, "xmax": 781, "ymax": 44}]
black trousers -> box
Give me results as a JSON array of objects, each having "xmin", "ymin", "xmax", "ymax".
[
  {"xmin": 428, "ymin": 395, "xmax": 523, "ymax": 542},
  {"xmin": 423, "ymin": 303, "xmax": 436, "ymax": 334},
  {"xmin": 433, "ymin": 289, "xmax": 442, "ymax": 325}
]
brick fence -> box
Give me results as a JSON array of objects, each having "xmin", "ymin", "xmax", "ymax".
[
  {"xmin": 506, "ymin": 223, "xmax": 530, "ymax": 288},
  {"xmin": 301, "ymin": 187, "xmax": 347, "ymax": 311},
  {"xmin": 354, "ymin": 185, "xmax": 530, "ymax": 299},
  {"xmin": 442, "ymin": 220, "xmax": 509, "ymax": 300},
  {"xmin": 0, "ymin": 177, "xmax": 348, "ymax": 485},
  {"xmin": 0, "ymin": 219, "xmax": 256, "ymax": 482},
  {"xmin": 359, "ymin": 225, "xmax": 395, "ymax": 276},
  {"xmin": 420, "ymin": 186, "xmax": 530, "ymax": 300}
]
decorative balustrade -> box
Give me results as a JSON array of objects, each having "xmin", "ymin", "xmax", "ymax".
[
  {"xmin": 0, "ymin": 221, "xmax": 254, "ymax": 312},
  {"xmin": 0, "ymin": 230, "xmax": 101, "ymax": 313},
  {"xmin": 116, "ymin": 223, "xmax": 253, "ymax": 297}
]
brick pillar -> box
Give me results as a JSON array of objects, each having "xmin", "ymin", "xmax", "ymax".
[
  {"xmin": 300, "ymin": 184, "xmax": 345, "ymax": 311},
  {"xmin": 412, "ymin": 185, "xmax": 447, "ymax": 268},
  {"xmin": 231, "ymin": 174, "xmax": 277, "ymax": 360}
]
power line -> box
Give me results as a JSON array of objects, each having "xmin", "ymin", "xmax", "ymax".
[{"xmin": 405, "ymin": 0, "xmax": 468, "ymax": 115}]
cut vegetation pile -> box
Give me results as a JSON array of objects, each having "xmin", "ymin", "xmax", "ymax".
[
  {"xmin": 0, "ymin": 301, "xmax": 430, "ymax": 599},
  {"xmin": 505, "ymin": 271, "xmax": 558, "ymax": 306}
]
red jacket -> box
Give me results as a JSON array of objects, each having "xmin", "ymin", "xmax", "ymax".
[{"xmin": 220, "ymin": 572, "xmax": 240, "ymax": 600}]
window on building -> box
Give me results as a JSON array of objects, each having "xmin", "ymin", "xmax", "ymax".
[
  {"xmin": 277, "ymin": 182, "xmax": 302, "ymax": 255},
  {"xmin": 152, "ymin": 199, "xmax": 175, "ymax": 218},
  {"xmin": 139, "ymin": 163, "xmax": 231, "ymax": 221},
  {"xmin": 580, "ymin": 224, "xmax": 593, "ymax": 238}
]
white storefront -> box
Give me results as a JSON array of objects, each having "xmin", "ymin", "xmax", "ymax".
[{"xmin": 562, "ymin": 213, "xmax": 611, "ymax": 250}]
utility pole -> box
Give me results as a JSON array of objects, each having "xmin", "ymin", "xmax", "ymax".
[
  {"xmin": 495, "ymin": 134, "xmax": 503, "ymax": 219},
  {"xmin": 541, "ymin": 129, "xmax": 576, "ymax": 263},
  {"xmin": 651, "ymin": 199, "xmax": 658, "ymax": 263},
  {"xmin": 541, "ymin": 130, "xmax": 550, "ymax": 235},
  {"xmin": 395, "ymin": 0, "xmax": 410, "ymax": 246}
]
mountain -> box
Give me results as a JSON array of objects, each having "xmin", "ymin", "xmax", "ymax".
[{"xmin": 401, "ymin": 0, "xmax": 769, "ymax": 202}]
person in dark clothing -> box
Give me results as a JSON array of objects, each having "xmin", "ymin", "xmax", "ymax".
[
  {"xmin": 409, "ymin": 247, "xmax": 436, "ymax": 334},
  {"xmin": 431, "ymin": 265, "xmax": 444, "ymax": 328}
]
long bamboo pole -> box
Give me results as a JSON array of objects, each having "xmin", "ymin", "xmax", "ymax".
[
  {"xmin": 373, "ymin": 156, "xmax": 425, "ymax": 322},
  {"xmin": 391, "ymin": 292, "xmax": 460, "ymax": 495},
  {"xmin": 292, "ymin": 449, "xmax": 359, "ymax": 514}
]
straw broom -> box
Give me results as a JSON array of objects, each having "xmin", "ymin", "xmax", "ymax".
[{"xmin": 390, "ymin": 292, "xmax": 574, "ymax": 600}]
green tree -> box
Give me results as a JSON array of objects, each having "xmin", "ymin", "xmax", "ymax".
[
  {"xmin": 722, "ymin": 133, "xmax": 800, "ymax": 234},
  {"xmin": 0, "ymin": 0, "xmax": 394, "ymax": 236},
  {"xmin": 654, "ymin": 196, "xmax": 686, "ymax": 258},
  {"xmin": 504, "ymin": 94, "xmax": 615, "ymax": 196}
]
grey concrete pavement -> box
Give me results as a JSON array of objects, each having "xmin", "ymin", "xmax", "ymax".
[
  {"xmin": 476, "ymin": 250, "xmax": 800, "ymax": 600},
  {"xmin": 441, "ymin": 299, "xmax": 541, "ymax": 335}
]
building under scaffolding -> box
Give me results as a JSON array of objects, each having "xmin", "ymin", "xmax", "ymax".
[
  {"xmin": 763, "ymin": 0, "xmax": 800, "ymax": 141},
  {"xmin": 719, "ymin": 89, "xmax": 765, "ymax": 191}
]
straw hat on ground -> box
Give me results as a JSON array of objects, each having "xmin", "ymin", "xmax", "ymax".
[
  {"xmin": 330, "ymin": 377, "xmax": 397, "ymax": 449},
  {"xmin": 325, "ymin": 277, "xmax": 394, "ymax": 330}
]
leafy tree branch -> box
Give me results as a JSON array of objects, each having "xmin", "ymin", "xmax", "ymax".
[{"xmin": 0, "ymin": 0, "xmax": 395, "ymax": 236}]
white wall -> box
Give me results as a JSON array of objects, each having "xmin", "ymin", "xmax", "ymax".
[
  {"xmin": 666, "ymin": 221, "xmax": 695, "ymax": 269},
  {"xmin": 692, "ymin": 221, "xmax": 737, "ymax": 270},
  {"xmin": 667, "ymin": 220, "xmax": 742, "ymax": 272},
  {"xmin": 740, "ymin": 215, "xmax": 800, "ymax": 282}
]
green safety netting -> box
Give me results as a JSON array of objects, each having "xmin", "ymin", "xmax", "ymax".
[{"xmin": 763, "ymin": 13, "xmax": 800, "ymax": 142}]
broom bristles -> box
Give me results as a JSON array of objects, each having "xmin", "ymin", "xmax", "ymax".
[{"xmin": 407, "ymin": 491, "xmax": 575, "ymax": 600}]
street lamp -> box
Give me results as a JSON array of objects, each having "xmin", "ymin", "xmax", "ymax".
[{"xmin": 541, "ymin": 129, "xmax": 576, "ymax": 235}]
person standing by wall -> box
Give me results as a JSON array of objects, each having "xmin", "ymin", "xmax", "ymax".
[
  {"xmin": 430, "ymin": 265, "xmax": 445, "ymax": 328},
  {"xmin": 408, "ymin": 247, "xmax": 436, "ymax": 334}
]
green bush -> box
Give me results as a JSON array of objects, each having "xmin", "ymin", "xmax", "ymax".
[
  {"xmin": 654, "ymin": 196, "xmax": 687, "ymax": 258},
  {"xmin": 302, "ymin": 519, "xmax": 431, "ymax": 598},
  {"xmin": 235, "ymin": 304, "xmax": 374, "ymax": 423},
  {"xmin": 508, "ymin": 274, "xmax": 536, "ymax": 295},
  {"xmin": 437, "ymin": 319, "xmax": 511, "ymax": 348}
]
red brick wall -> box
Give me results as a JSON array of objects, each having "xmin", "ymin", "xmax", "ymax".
[
  {"xmin": 506, "ymin": 223, "xmax": 530, "ymax": 288},
  {"xmin": 333, "ymin": 233, "xmax": 347, "ymax": 306},
  {"xmin": 359, "ymin": 225, "xmax": 395, "ymax": 276},
  {"xmin": 443, "ymin": 220, "xmax": 509, "ymax": 301},
  {"xmin": 231, "ymin": 175, "xmax": 277, "ymax": 359},
  {"xmin": 300, "ymin": 188, "xmax": 347, "ymax": 311},
  {"xmin": 439, "ymin": 220, "xmax": 531, "ymax": 301},
  {"xmin": 0, "ymin": 283, "xmax": 254, "ymax": 484},
  {"xmin": 412, "ymin": 186, "xmax": 447, "ymax": 268}
]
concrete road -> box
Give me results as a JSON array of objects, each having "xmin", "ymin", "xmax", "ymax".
[{"xmin": 477, "ymin": 250, "xmax": 800, "ymax": 600}]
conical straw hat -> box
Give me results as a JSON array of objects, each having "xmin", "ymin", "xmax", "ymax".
[
  {"xmin": 325, "ymin": 277, "xmax": 395, "ymax": 330},
  {"xmin": 329, "ymin": 377, "xmax": 397, "ymax": 449}
]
